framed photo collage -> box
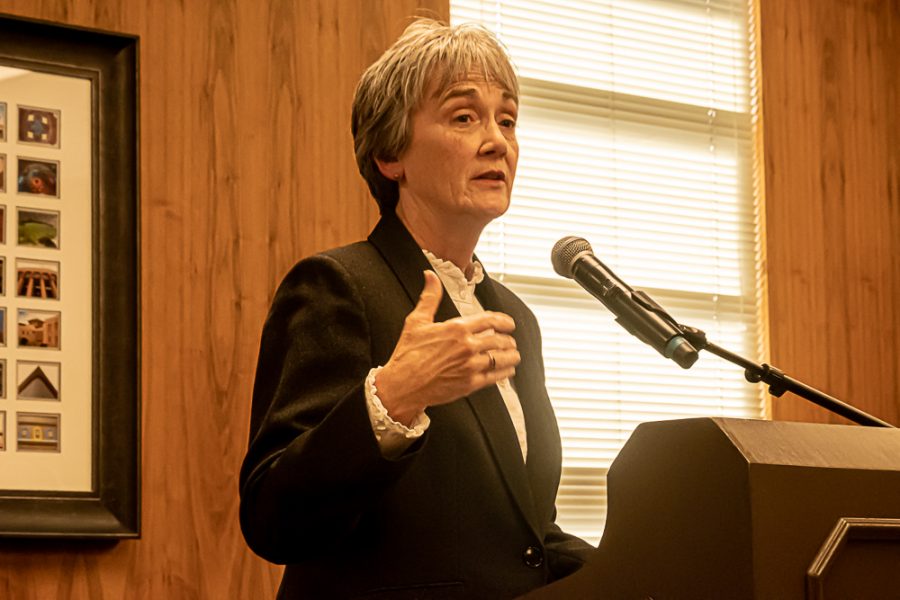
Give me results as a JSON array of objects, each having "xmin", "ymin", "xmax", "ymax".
[
  {"xmin": 0, "ymin": 13, "xmax": 138, "ymax": 539},
  {"xmin": 0, "ymin": 100, "xmax": 65, "ymax": 457},
  {"xmin": 0, "ymin": 63, "xmax": 94, "ymax": 496}
]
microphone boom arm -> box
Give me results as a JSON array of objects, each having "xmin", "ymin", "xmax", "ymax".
[{"xmin": 679, "ymin": 326, "xmax": 895, "ymax": 428}]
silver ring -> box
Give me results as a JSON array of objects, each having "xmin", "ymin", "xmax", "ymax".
[{"xmin": 487, "ymin": 351, "xmax": 497, "ymax": 370}]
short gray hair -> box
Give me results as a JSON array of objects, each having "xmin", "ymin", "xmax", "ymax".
[{"xmin": 351, "ymin": 18, "xmax": 518, "ymax": 213}]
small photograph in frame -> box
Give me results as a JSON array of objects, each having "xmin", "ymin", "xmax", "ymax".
[
  {"xmin": 18, "ymin": 105, "xmax": 60, "ymax": 148},
  {"xmin": 17, "ymin": 158, "xmax": 59, "ymax": 197},
  {"xmin": 16, "ymin": 412, "xmax": 60, "ymax": 452},
  {"xmin": 17, "ymin": 361, "xmax": 60, "ymax": 401},
  {"xmin": 0, "ymin": 410, "xmax": 6, "ymax": 450},
  {"xmin": 0, "ymin": 204, "xmax": 5, "ymax": 242},
  {"xmin": 0, "ymin": 307, "xmax": 5, "ymax": 347},
  {"xmin": 17, "ymin": 258, "xmax": 59, "ymax": 299},
  {"xmin": 0, "ymin": 101, "xmax": 6, "ymax": 141},
  {"xmin": 18, "ymin": 207, "xmax": 60, "ymax": 249},
  {"xmin": 17, "ymin": 308, "xmax": 60, "ymax": 349},
  {"xmin": 0, "ymin": 154, "xmax": 6, "ymax": 193},
  {"xmin": 0, "ymin": 359, "xmax": 5, "ymax": 398},
  {"xmin": 0, "ymin": 255, "xmax": 4, "ymax": 295}
]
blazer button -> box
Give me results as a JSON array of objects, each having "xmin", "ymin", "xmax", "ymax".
[{"xmin": 523, "ymin": 546, "xmax": 544, "ymax": 568}]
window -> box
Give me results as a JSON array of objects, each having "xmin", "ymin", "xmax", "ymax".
[{"xmin": 452, "ymin": 0, "xmax": 765, "ymax": 543}]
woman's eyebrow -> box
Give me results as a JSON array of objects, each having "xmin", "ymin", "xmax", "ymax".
[
  {"xmin": 437, "ymin": 87, "xmax": 517, "ymax": 108},
  {"xmin": 438, "ymin": 87, "xmax": 479, "ymax": 102}
]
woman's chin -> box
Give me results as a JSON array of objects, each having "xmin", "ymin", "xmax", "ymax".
[{"xmin": 465, "ymin": 192, "xmax": 511, "ymax": 221}]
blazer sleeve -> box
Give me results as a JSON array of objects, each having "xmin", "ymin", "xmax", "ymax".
[
  {"xmin": 239, "ymin": 253, "xmax": 421, "ymax": 564},
  {"xmin": 544, "ymin": 520, "xmax": 597, "ymax": 580}
]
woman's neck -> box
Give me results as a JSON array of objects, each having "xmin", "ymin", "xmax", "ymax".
[{"xmin": 396, "ymin": 202, "xmax": 484, "ymax": 275}]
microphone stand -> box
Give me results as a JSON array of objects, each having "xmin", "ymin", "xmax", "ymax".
[{"xmin": 679, "ymin": 326, "xmax": 895, "ymax": 428}]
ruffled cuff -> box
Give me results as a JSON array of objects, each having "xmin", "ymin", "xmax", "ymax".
[{"xmin": 364, "ymin": 366, "xmax": 430, "ymax": 459}]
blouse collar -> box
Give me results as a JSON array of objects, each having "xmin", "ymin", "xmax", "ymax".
[{"xmin": 423, "ymin": 249, "xmax": 484, "ymax": 303}]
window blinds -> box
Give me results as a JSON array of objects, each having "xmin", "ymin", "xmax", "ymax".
[{"xmin": 451, "ymin": 0, "xmax": 764, "ymax": 543}]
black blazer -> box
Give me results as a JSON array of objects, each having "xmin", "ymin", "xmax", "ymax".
[{"xmin": 240, "ymin": 213, "xmax": 593, "ymax": 599}]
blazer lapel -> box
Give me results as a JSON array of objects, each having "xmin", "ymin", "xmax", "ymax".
[
  {"xmin": 368, "ymin": 214, "xmax": 541, "ymax": 535},
  {"xmin": 472, "ymin": 273, "xmax": 541, "ymax": 531},
  {"xmin": 368, "ymin": 213, "xmax": 459, "ymax": 322},
  {"xmin": 478, "ymin": 274, "xmax": 562, "ymax": 514}
]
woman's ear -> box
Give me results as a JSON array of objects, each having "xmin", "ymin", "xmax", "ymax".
[{"xmin": 375, "ymin": 158, "xmax": 403, "ymax": 182}]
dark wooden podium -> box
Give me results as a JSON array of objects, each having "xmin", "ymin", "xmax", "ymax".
[{"xmin": 524, "ymin": 418, "xmax": 900, "ymax": 599}]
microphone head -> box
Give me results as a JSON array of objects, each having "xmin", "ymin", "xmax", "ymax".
[{"xmin": 551, "ymin": 236, "xmax": 593, "ymax": 278}]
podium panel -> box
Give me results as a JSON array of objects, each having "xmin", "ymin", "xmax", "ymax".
[
  {"xmin": 525, "ymin": 418, "xmax": 900, "ymax": 599},
  {"xmin": 806, "ymin": 517, "xmax": 900, "ymax": 600}
]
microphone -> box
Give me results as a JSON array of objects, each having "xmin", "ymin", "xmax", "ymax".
[{"xmin": 551, "ymin": 236, "xmax": 699, "ymax": 369}]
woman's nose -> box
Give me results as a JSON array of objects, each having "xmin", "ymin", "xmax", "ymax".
[{"xmin": 479, "ymin": 119, "xmax": 509, "ymax": 156}]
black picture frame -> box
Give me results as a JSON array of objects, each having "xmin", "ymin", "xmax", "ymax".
[{"xmin": 0, "ymin": 14, "xmax": 139, "ymax": 538}]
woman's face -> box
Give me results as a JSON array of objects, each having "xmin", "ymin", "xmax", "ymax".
[{"xmin": 390, "ymin": 75, "xmax": 519, "ymax": 228}]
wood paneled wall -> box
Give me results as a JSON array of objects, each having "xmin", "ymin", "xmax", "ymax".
[
  {"xmin": 0, "ymin": 1, "xmax": 446, "ymax": 598},
  {"xmin": 759, "ymin": 0, "xmax": 900, "ymax": 425}
]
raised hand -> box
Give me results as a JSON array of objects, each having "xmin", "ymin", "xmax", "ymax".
[{"xmin": 375, "ymin": 270, "xmax": 521, "ymax": 426}]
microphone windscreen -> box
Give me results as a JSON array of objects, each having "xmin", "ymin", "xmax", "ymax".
[{"xmin": 551, "ymin": 236, "xmax": 592, "ymax": 278}]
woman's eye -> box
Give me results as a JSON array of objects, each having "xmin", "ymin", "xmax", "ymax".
[
  {"xmin": 454, "ymin": 113, "xmax": 473, "ymax": 124},
  {"xmin": 500, "ymin": 118, "xmax": 516, "ymax": 128}
]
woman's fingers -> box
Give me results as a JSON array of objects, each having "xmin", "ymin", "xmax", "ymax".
[
  {"xmin": 480, "ymin": 347, "xmax": 520, "ymax": 372},
  {"xmin": 377, "ymin": 271, "xmax": 523, "ymax": 417}
]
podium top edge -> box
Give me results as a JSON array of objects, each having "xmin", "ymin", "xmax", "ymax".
[{"xmin": 634, "ymin": 417, "xmax": 900, "ymax": 471}]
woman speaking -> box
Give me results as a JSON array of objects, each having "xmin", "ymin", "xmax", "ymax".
[{"xmin": 239, "ymin": 18, "xmax": 594, "ymax": 599}]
